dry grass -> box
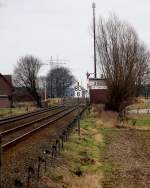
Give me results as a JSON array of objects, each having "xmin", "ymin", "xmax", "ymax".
[
  {"xmin": 94, "ymin": 133, "xmax": 103, "ymax": 143},
  {"xmin": 0, "ymin": 102, "xmax": 39, "ymax": 119},
  {"xmin": 0, "ymin": 108, "xmax": 27, "ymax": 119},
  {"xmin": 126, "ymin": 97, "xmax": 150, "ymax": 111},
  {"xmin": 47, "ymin": 98, "xmax": 64, "ymax": 105},
  {"xmin": 42, "ymin": 170, "xmax": 102, "ymax": 188},
  {"xmin": 90, "ymin": 105, "xmax": 118, "ymax": 128}
]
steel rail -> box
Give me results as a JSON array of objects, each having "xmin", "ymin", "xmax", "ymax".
[
  {"xmin": 0, "ymin": 106, "xmax": 57, "ymax": 122},
  {"xmin": 2, "ymin": 107, "xmax": 79, "ymax": 151},
  {"xmin": 0, "ymin": 105, "xmax": 63, "ymax": 124},
  {"xmin": 0, "ymin": 106, "xmax": 69, "ymax": 136},
  {"xmin": 0, "ymin": 105, "xmax": 64, "ymax": 126}
]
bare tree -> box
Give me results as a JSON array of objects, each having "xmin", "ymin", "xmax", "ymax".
[
  {"xmin": 96, "ymin": 15, "xmax": 150, "ymax": 112},
  {"xmin": 47, "ymin": 66, "xmax": 75, "ymax": 98},
  {"xmin": 13, "ymin": 55, "xmax": 42, "ymax": 107}
]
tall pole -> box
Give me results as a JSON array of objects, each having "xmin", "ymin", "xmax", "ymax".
[
  {"xmin": 44, "ymin": 81, "xmax": 47, "ymax": 102},
  {"xmin": 92, "ymin": 2, "xmax": 97, "ymax": 78},
  {"xmin": 77, "ymin": 82, "xmax": 80, "ymax": 137}
]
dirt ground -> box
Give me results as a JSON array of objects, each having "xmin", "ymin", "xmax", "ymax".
[
  {"xmin": 91, "ymin": 105, "xmax": 150, "ymax": 188},
  {"xmin": 103, "ymin": 129, "xmax": 150, "ymax": 188}
]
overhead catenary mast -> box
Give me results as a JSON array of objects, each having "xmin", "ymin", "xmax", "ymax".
[
  {"xmin": 92, "ymin": 2, "xmax": 97, "ymax": 78},
  {"xmin": 40, "ymin": 56, "xmax": 69, "ymax": 100}
]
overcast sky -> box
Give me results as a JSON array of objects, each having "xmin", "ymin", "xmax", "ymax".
[{"xmin": 0, "ymin": 0, "xmax": 150, "ymax": 87}]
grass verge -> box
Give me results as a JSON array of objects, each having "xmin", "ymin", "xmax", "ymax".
[
  {"xmin": 41, "ymin": 115, "xmax": 105, "ymax": 188},
  {"xmin": 0, "ymin": 108, "xmax": 27, "ymax": 118},
  {"xmin": 127, "ymin": 113, "xmax": 150, "ymax": 128}
]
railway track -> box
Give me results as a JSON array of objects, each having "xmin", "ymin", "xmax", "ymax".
[
  {"xmin": 0, "ymin": 105, "xmax": 66, "ymax": 132},
  {"xmin": 1, "ymin": 106, "xmax": 80, "ymax": 151},
  {"xmin": 1, "ymin": 107, "xmax": 67, "ymax": 136},
  {"xmin": 0, "ymin": 105, "xmax": 64, "ymax": 126}
]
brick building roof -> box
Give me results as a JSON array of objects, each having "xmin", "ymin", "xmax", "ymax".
[
  {"xmin": 0, "ymin": 73, "xmax": 14, "ymax": 96},
  {"xmin": 0, "ymin": 73, "xmax": 13, "ymax": 88}
]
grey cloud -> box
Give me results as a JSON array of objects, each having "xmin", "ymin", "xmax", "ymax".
[{"xmin": 0, "ymin": 2, "xmax": 6, "ymax": 7}]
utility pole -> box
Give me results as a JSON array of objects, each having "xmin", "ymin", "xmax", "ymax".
[
  {"xmin": 49, "ymin": 56, "xmax": 68, "ymax": 67},
  {"xmin": 92, "ymin": 2, "xmax": 97, "ymax": 78}
]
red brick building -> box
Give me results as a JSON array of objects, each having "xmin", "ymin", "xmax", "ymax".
[
  {"xmin": 0, "ymin": 73, "xmax": 13, "ymax": 108},
  {"xmin": 88, "ymin": 78, "xmax": 108, "ymax": 104}
]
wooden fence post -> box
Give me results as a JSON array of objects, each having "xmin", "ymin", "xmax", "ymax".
[
  {"xmin": 15, "ymin": 179, "xmax": 23, "ymax": 188},
  {"xmin": 27, "ymin": 167, "xmax": 35, "ymax": 188},
  {"xmin": 78, "ymin": 107, "xmax": 80, "ymax": 137}
]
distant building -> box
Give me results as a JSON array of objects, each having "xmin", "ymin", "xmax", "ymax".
[
  {"xmin": 0, "ymin": 73, "xmax": 14, "ymax": 108},
  {"xmin": 65, "ymin": 87, "xmax": 74, "ymax": 97},
  {"xmin": 88, "ymin": 77, "xmax": 108, "ymax": 104}
]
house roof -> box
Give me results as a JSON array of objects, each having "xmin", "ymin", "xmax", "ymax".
[{"xmin": 0, "ymin": 73, "xmax": 13, "ymax": 89}]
